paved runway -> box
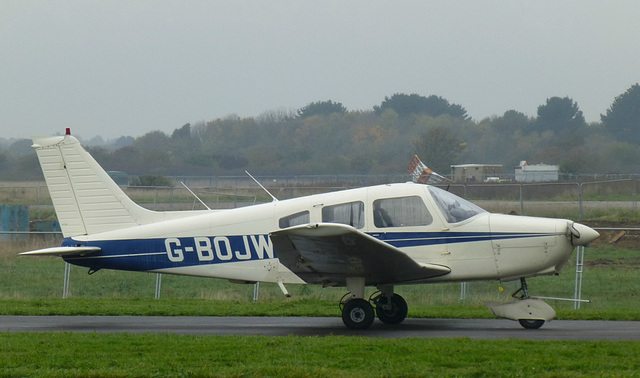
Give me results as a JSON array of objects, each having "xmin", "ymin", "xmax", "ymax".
[{"xmin": 2, "ymin": 316, "xmax": 640, "ymax": 341}]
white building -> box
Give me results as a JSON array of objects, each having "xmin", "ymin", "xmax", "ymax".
[{"xmin": 515, "ymin": 161, "xmax": 559, "ymax": 182}]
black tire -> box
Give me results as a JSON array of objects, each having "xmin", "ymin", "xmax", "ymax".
[
  {"xmin": 518, "ymin": 319, "xmax": 545, "ymax": 329},
  {"xmin": 342, "ymin": 298, "xmax": 375, "ymax": 330},
  {"xmin": 375, "ymin": 294, "xmax": 408, "ymax": 324}
]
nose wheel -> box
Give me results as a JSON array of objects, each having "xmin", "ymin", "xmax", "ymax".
[
  {"xmin": 511, "ymin": 278, "xmax": 549, "ymax": 329},
  {"xmin": 518, "ymin": 319, "xmax": 545, "ymax": 329},
  {"xmin": 487, "ymin": 278, "xmax": 555, "ymax": 329}
]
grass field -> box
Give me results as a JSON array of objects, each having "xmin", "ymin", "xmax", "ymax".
[
  {"xmin": 2, "ymin": 236, "xmax": 640, "ymax": 376},
  {"xmin": 1, "ymin": 333, "xmax": 639, "ymax": 377},
  {"xmin": 2, "ymin": 239, "xmax": 640, "ymax": 316}
]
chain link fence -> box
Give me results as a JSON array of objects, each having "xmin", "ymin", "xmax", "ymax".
[
  {"xmin": 1, "ymin": 177, "xmax": 635, "ymax": 303},
  {"xmin": 1, "ymin": 177, "xmax": 638, "ymax": 230}
]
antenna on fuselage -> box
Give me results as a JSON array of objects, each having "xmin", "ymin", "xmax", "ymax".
[
  {"xmin": 245, "ymin": 171, "xmax": 278, "ymax": 202},
  {"xmin": 180, "ymin": 182, "xmax": 212, "ymax": 210}
]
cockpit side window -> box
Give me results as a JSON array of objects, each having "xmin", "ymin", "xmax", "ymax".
[
  {"xmin": 279, "ymin": 211, "xmax": 310, "ymax": 228},
  {"xmin": 322, "ymin": 201, "xmax": 364, "ymax": 229},
  {"xmin": 427, "ymin": 186, "xmax": 486, "ymax": 223},
  {"xmin": 373, "ymin": 196, "xmax": 432, "ymax": 228}
]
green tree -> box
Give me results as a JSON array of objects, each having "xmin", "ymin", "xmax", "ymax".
[
  {"xmin": 135, "ymin": 130, "xmax": 171, "ymax": 153},
  {"xmin": 413, "ymin": 125, "xmax": 466, "ymax": 173},
  {"xmin": 470, "ymin": 111, "xmax": 531, "ymax": 168},
  {"xmin": 296, "ymin": 100, "xmax": 347, "ymax": 118},
  {"xmin": 109, "ymin": 146, "xmax": 140, "ymax": 172},
  {"xmin": 534, "ymin": 97, "xmax": 586, "ymax": 132},
  {"xmin": 374, "ymin": 93, "xmax": 468, "ymax": 119},
  {"xmin": 601, "ymin": 83, "xmax": 640, "ymax": 144},
  {"xmin": 8, "ymin": 139, "xmax": 33, "ymax": 157},
  {"xmin": 130, "ymin": 175, "xmax": 174, "ymax": 187},
  {"xmin": 492, "ymin": 110, "xmax": 531, "ymax": 132},
  {"xmin": 171, "ymin": 123, "xmax": 191, "ymax": 140},
  {"xmin": 133, "ymin": 131, "xmax": 172, "ymax": 172},
  {"xmin": 12, "ymin": 154, "xmax": 41, "ymax": 180},
  {"xmin": 113, "ymin": 136, "xmax": 134, "ymax": 149},
  {"xmin": 603, "ymin": 142, "xmax": 640, "ymax": 173}
]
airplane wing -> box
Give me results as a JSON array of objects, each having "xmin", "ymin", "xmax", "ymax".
[
  {"xmin": 271, "ymin": 223, "xmax": 450, "ymax": 286},
  {"xmin": 19, "ymin": 246, "xmax": 101, "ymax": 257}
]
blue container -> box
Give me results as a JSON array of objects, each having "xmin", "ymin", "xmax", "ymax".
[
  {"xmin": 30, "ymin": 220, "xmax": 61, "ymax": 233},
  {"xmin": 0, "ymin": 204, "xmax": 29, "ymax": 241}
]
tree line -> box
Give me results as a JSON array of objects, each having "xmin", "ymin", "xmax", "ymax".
[{"xmin": 2, "ymin": 84, "xmax": 640, "ymax": 181}]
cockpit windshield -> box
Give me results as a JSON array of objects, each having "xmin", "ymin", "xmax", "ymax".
[{"xmin": 427, "ymin": 186, "xmax": 487, "ymax": 223}]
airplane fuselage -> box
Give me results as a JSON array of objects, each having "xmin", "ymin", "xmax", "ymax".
[{"xmin": 62, "ymin": 183, "xmax": 576, "ymax": 285}]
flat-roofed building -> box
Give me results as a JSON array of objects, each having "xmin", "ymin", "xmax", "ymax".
[
  {"xmin": 515, "ymin": 161, "xmax": 559, "ymax": 182},
  {"xmin": 450, "ymin": 164, "xmax": 503, "ymax": 183}
]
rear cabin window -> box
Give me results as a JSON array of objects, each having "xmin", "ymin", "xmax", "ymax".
[
  {"xmin": 279, "ymin": 211, "xmax": 310, "ymax": 228},
  {"xmin": 373, "ymin": 196, "xmax": 433, "ymax": 228},
  {"xmin": 322, "ymin": 201, "xmax": 364, "ymax": 229}
]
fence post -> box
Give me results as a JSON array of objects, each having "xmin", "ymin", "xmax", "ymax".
[
  {"xmin": 578, "ymin": 183, "xmax": 583, "ymax": 220},
  {"xmin": 253, "ymin": 282, "xmax": 260, "ymax": 302},
  {"xmin": 519, "ymin": 184, "xmax": 524, "ymax": 215},
  {"xmin": 460, "ymin": 282, "xmax": 469, "ymax": 300},
  {"xmin": 36, "ymin": 186, "xmax": 41, "ymax": 220},
  {"xmin": 634, "ymin": 178, "xmax": 638, "ymax": 214},
  {"xmin": 155, "ymin": 273, "xmax": 162, "ymax": 299},
  {"xmin": 574, "ymin": 246, "xmax": 585, "ymax": 309},
  {"xmin": 63, "ymin": 262, "xmax": 71, "ymax": 298}
]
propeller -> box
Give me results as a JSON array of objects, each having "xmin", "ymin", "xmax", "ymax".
[{"xmin": 569, "ymin": 221, "xmax": 600, "ymax": 246}]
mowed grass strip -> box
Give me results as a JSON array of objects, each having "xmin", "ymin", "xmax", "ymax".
[
  {"xmin": 3, "ymin": 240, "xmax": 640, "ymax": 321},
  {"xmin": 0, "ymin": 298, "xmax": 342, "ymax": 317},
  {"xmin": 0, "ymin": 333, "xmax": 638, "ymax": 377},
  {"xmin": 2, "ymin": 298, "xmax": 640, "ymax": 321}
]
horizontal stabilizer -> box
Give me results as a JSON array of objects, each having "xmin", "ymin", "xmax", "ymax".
[{"xmin": 19, "ymin": 246, "xmax": 101, "ymax": 257}]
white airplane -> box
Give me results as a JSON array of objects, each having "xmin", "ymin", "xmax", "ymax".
[{"xmin": 21, "ymin": 131, "xmax": 599, "ymax": 330}]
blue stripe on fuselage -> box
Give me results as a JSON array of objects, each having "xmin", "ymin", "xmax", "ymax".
[
  {"xmin": 61, "ymin": 231, "xmax": 557, "ymax": 272},
  {"xmin": 374, "ymin": 231, "xmax": 556, "ymax": 248},
  {"xmin": 61, "ymin": 234, "xmax": 275, "ymax": 272}
]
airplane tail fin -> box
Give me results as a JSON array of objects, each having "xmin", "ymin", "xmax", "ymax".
[
  {"xmin": 408, "ymin": 155, "xmax": 453, "ymax": 184},
  {"xmin": 32, "ymin": 133, "xmax": 166, "ymax": 238}
]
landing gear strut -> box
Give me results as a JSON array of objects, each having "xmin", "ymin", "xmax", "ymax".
[
  {"xmin": 339, "ymin": 280, "xmax": 408, "ymax": 329},
  {"xmin": 512, "ymin": 277, "xmax": 530, "ymax": 300},
  {"xmin": 486, "ymin": 278, "xmax": 555, "ymax": 329},
  {"xmin": 339, "ymin": 277, "xmax": 375, "ymax": 329},
  {"xmin": 512, "ymin": 278, "xmax": 545, "ymax": 330},
  {"xmin": 372, "ymin": 292, "xmax": 408, "ymax": 324}
]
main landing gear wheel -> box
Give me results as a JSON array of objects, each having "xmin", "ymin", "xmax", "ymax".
[
  {"xmin": 341, "ymin": 298, "xmax": 375, "ymax": 330},
  {"xmin": 374, "ymin": 294, "xmax": 408, "ymax": 324},
  {"xmin": 518, "ymin": 319, "xmax": 545, "ymax": 329}
]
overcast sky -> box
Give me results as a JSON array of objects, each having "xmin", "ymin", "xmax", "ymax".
[{"xmin": 2, "ymin": 1, "xmax": 640, "ymax": 140}]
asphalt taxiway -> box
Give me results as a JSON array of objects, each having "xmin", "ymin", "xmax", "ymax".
[{"xmin": 1, "ymin": 316, "xmax": 639, "ymax": 341}]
